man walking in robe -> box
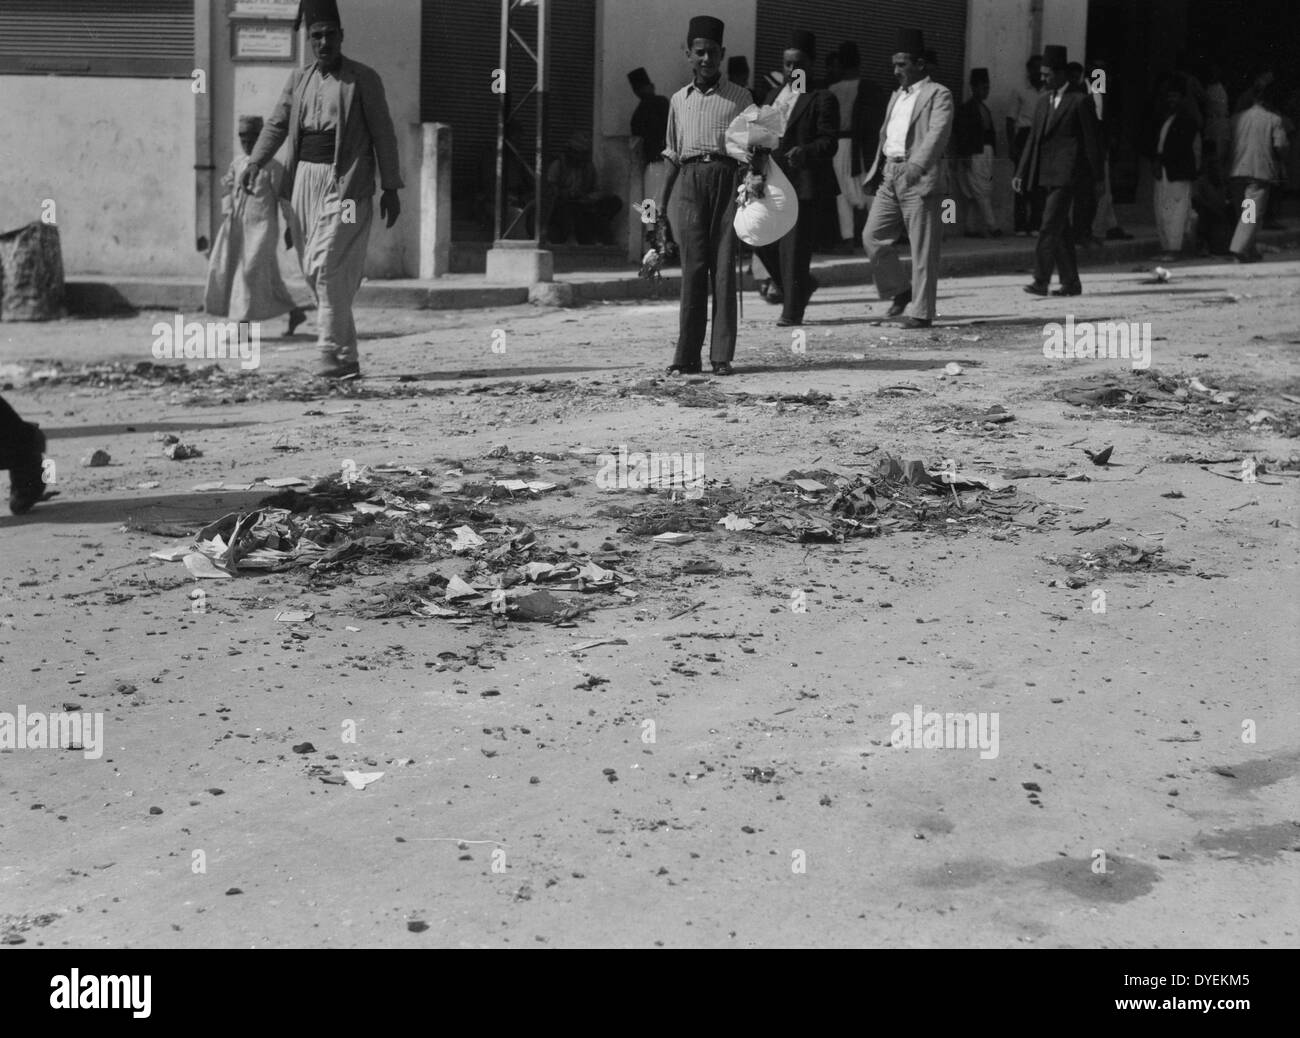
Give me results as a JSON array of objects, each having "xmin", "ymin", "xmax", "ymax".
[
  {"xmin": 861, "ymin": 28, "xmax": 954, "ymax": 329},
  {"xmin": 205, "ymin": 115, "xmax": 307, "ymax": 335},
  {"xmin": 243, "ymin": 0, "xmax": 403, "ymax": 380}
]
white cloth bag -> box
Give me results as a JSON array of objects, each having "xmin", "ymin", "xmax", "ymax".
[{"xmin": 733, "ymin": 159, "xmax": 798, "ymax": 247}]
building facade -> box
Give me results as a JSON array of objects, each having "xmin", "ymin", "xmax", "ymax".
[{"xmin": 3, "ymin": 0, "xmax": 1284, "ymax": 279}]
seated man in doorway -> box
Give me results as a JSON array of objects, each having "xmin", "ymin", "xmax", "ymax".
[{"xmin": 545, "ymin": 133, "xmax": 622, "ymax": 245}]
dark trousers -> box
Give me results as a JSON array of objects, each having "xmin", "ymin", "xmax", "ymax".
[
  {"xmin": 1072, "ymin": 178, "xmax": 1097, "ymax": 240},
  {"xmin": 1033, "ymin": 184, "xmax": 1080, "ymax": 289},
  {"xmin": 672, "ymin": 161, "xmax": 739, "ymax": 365},
  {"xmin": 1, "ymin": 395, "xmax": 31, "ymax": 456},
  {"xmin": 1011, "ymin": 128, "xmax": 1045, "ymax": 232},
  {"xmin": 757, "ymin": 202, "xmax": 817, "ymax": 322}
]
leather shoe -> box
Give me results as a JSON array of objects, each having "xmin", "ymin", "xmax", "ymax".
[
  {"xmin": 315, "ymin": 360, "xmax": 361, "ymax": 380},
  {"xmin": 1052, "ymin": 285, "xmax": 1082, "ymax": 296},
  {"xmin": 711, "ymin": 362, "xmax": 734, "ymax": 376},
  {"xmin": 1023, "ymin": 282, "xmax": 1049, "ymax": 296},
  {"xmin": 886, "ymin": 289, "xmax": 912, "ymax": 317},
  {"xmin": 776, "ymin": 316, "xmax": 802, "ymax": 327},
  {"xmin": 666, "ymin": 364, "xmax": 702, "ymax": 376},
  {"xmin": 897, "ymin": 316, "xmax": 932, "ymax": 329}
]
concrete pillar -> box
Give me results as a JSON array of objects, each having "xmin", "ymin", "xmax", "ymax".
[
  {"xmin": 485, "ymin": 240, "xmax": 554, "ymax": 283},
  {"xmin": 420, "ymin": 123, "xmax": 453, "ymax": 279}
]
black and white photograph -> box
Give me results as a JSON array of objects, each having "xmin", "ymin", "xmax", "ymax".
[{"xmin": 0, "ymin": 0, "xmax": 1296, "ymax": 989}]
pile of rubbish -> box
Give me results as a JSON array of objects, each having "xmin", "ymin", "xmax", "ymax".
[
  {"xmin": 1056, "ymin": 371, "xmax": 1300, "ymax": 436},
  {"xmin": 1044, "ymin": 542, "xmax": 1188, "ymax": 579},
  {"xmin": 149, "ymin": 466, "xmax": 631, "ymax": 624},
  {"xmin": 600, "ymin": 455, "xmax": 1066, "ymax": 544}
]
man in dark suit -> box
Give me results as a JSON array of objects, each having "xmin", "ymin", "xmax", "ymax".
[
  {"xmin": 756, "ymin": 29, "xmax": 840, "ymax": 326},
  {"xmin": 1013, "ymin": 45, "xmax": 1103, "ymax": 297}
]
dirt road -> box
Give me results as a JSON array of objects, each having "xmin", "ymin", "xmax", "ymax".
[{"xmin": 2, "ymin": 252, "xmax": 1297, "ymax": 948}]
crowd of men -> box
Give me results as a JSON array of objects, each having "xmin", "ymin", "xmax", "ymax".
[{"xmin": 0, "ymin": 7, "xmax": 1292, "ymax": 515}]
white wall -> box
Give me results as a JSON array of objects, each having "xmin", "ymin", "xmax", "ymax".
[
  {"xmin": 212, "ymin": 0, "xmax": 423, "ymax": 279},
  {"xmin": 0, "ymin": 77, "xmax": 197, "ymax": 276}
]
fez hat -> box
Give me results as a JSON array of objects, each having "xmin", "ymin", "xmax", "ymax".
[
  {"xmin": 1043, "ymin": 45, "xmax": 1068, "ymax": 70},
  {"xmin": 838, "ymin": 41, "xmax": 860, "ymax": 68},
  {"xmin": 237, "ymin": 115, "xmax": 264, "ymax": 135},
  {"xmin": 788, "ymin": 30, "xmax": 816, "ymax": 61},
  {"xmin": 687, "ymin": 15, "xmax": 724, "ymax": 46},
  {"xmin": 295, "ymin": 0, "xmax": 341, "ymax": 30},
  {"xmin": 627, "ymin": 67, "xmax": 651, "ymax": 90},
  {"xmin": 969, "ymin": 67, "xmax": 989, "ymax": 85},
  {"xmin": 727, "ymin": 56, "xmax": 749, "ymax": 82},
  {"xmin": 896, "ymin": 28, "xmax": 924, "ymax": 58}
]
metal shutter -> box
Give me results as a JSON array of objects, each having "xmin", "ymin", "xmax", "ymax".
[
  {"xmin": 421, "ymin": 0, "xmax": 596, "ymax": 214},
  {"xmin": 755, "ymin": 0, "xmax": 968, "ymax": 100},
  {"xmin": 0, "ymin": 0, "xmax": 195, "ymax": 77}
]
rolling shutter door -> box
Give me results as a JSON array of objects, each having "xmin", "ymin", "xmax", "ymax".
[
  {"xmin": 0, "ymin": 0, "xmax": 195, "ymax": 78},
  {"xmin": 421, "ymin": 0, "xmax": 595, "ymax": 210},
  {"xmin": 755, "ymin": 0, "xmax": 968, "ymax": 100}
]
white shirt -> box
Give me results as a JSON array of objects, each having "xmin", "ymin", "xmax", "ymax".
[
  {"xmin": 772, "ymin": 82, "xmax": 799, "ymax": 134},
  {"xmin": 1050, "ymin": 84, "xmax": 1068, "ymax": 110},
  {"xmin": 884, "ymin": 76, "xmax": 928, "ymax": 158}
]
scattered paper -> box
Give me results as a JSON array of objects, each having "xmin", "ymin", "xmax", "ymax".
[
  {"xmin": 150, "ymin": 546, "xmax": 191, "ymax": 562},
  {"xmin": 718, "ymin": 513, "xmax": 756, "ymax": 531},
  {"xmin": 183, "ymin": 553, "xmax": 231, "ymax": 580},
  {"xmin": 341, "ymin": 770, "xmax": 385, "ymax": 790},
  {"xmin": 653, "ymin": 532, "xmax": 695, "ymax": 545},
  {"xmin": 275, "ymin": 609, "xmax": 315, "ymax": 623},
  {"xmin": 263, "ymin": 477, "xmax": 308, "ymax": 488},
  {"xmin": 792, "ymin": 479, "xmax": 828, "ymax": 493},
  {"xmin": 450, "ymin": 525, "xmax": 487, "ymax": 550},
  {"xmin": 445, "ymin": 575, "xmax": 479, "ymax": 600}
]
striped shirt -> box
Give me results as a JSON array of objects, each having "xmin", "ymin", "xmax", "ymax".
[{"xmin": 664, "ymin": 77, "xmax": 752, "ymax": 163}]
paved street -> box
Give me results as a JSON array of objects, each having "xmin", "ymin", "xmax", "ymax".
[{"xmin": 1, "ymin": 250, "xmax": 1297, "ymax": 948}]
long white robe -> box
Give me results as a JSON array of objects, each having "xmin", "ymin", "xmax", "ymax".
[{"xmin": 204, "ymin": 155, "xmax": 300, "ymax": 322}]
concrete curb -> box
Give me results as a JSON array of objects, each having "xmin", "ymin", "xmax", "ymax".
[{"xmin": 63, "ymin": 229, "xmax": 1299, "ymax": 316}]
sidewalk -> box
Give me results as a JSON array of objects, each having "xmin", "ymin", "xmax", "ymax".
[{"xmin": 62, "ymin": 223, "xmax": 1299, "ymax": 315}]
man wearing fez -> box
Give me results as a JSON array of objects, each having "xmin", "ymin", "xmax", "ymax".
[
  {"xmin": 657, "ymin": 15, "xmax": 752, "ymax": 376},
  {"xmin": 861, "ymin": 29, "xmax": 954, "ymax": 329},
  {"xmin": 1013, "ymin": 45, "xmax": 1102, "ymax": 296},
  {"xmin": 629, "ymin": 67, "xmax": 671, "ymax": 251},
  {"xmin": 243, "ymin": 0, "xmax": 404, "ymax": 380},
  {"xmin": 757, "ymin": 30, "xmax": 839, "ymax": 327},
  {"xmin": 829, "ymin": 41, "xmax": 871, "ymax": 252},
  {"xmin": 955, "ymin": 68, "xmax": 1001, "ymax": 237}
]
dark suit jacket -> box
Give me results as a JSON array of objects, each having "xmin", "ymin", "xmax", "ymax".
[
  {"xmin": 849, "ymin": 78, "xmax": 887, "ymax": 176},
  {"xmin": 251, "ymin": 56, "xmax": 404, "ymax": 204},
  {"xmin": 954, "ymin": 97, "xmax": 996, "ymax": 157},
  {"xmin": 1154, "ymin": 112, "xmax": 1199, "ymax": 181},
  {"xmin": 769, "ymin": 89, "xmax": 840, "ymax": 200},
  {"xmin": 1015, "ymin": 87, "xmax": 1102, "ymax": 189}
]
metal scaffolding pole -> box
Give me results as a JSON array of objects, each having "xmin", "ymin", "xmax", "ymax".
[{"xmin": 487, "ymin": 0, "xmax": 553, "ymax": 283}]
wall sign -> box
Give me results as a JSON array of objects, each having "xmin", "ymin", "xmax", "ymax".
[{"xmin": 232, "ymin": 23, "xmax": 296, "ymax": 61}]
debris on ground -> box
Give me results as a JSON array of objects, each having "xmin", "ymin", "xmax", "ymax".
[
  {"xmin": 162, "ymin": 439, "xmax": 202, "ymax": 460},
  {"xmin": 1043, "ymin": 542, "xmax": 1188, "ymax": 577},
  {"xmin": 1056, "ymin": 372, "xmax": 1300, "ymax": 436},
  {"xmin": 82, "ymin": 449, "xmax": 111, "ymax": 467},
  {"xmin": 1084, "ymin": 445, "xmax": 1114, "ymax": 466},
  {"xmin": 602, "ymin": 455, "xmax": 1070, "ymax": 544}
]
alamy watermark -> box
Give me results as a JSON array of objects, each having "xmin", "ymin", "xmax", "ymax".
[
  {"xmin": 595, "ymin": 445, "xmax": 706, "ymax": 490},
  {"xmin": 151, "ymin": 316, "xmax": 261, "ymax": 370},
  {"xmin": 1043, "ymin": 314, "xmax": 1151, "ymax": 370},
  {"xmin": 0, "ymin": 706, "xmax": 104, "ymax": 759},
  {"xmin": 890, "ymin": 704, "xmax": 1000, "ymax": 759}
]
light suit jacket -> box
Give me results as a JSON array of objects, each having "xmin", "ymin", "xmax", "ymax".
[
  {"xmin": 250, "ymin": 56, "xmax": 404, "ymax": 204},
  {"xmin": 864, "ymin": 78, "xmax": 955, "ymax": 197}
]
